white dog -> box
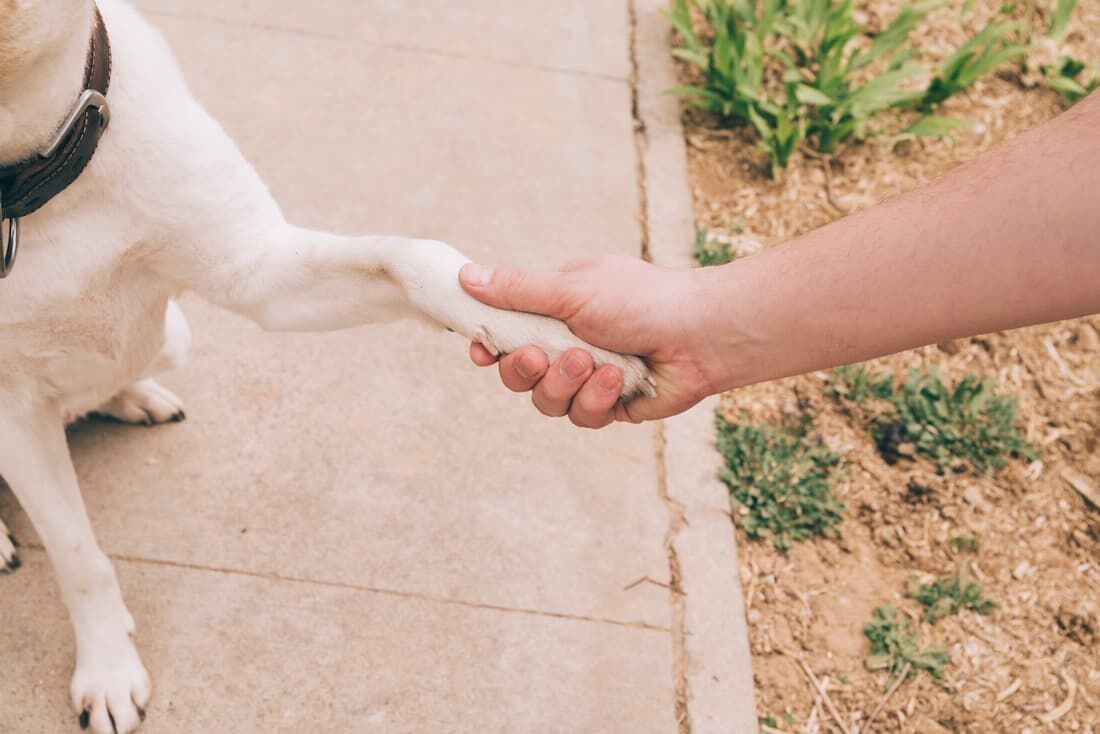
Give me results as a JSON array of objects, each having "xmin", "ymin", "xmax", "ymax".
[{"xmin": 0, "ymin": 2, "xmax": 653, "ymax": 731}]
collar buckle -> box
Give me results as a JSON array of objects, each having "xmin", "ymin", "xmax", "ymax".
[
  {"xmin": 0, "ymin": 192, "xmax": 19, "ymax": 279},
  {"xmin": 39, "ymin": 89, "xmax": 110, "ymax": 159}
]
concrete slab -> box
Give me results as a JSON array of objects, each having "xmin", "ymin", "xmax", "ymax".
[
  {"xmin": 0, "ymin": 10, "xmax": 670, "ymax": 627},
  {"xmin": 0, "ymin": 552, "xmax": 675, "ymax": 733},
  {"xmin": 131, "ymin": 0, "xmax": 632, "ymax": 80},
  {"xmin": 0, "ymin": 3, "xmax": 689, "ymax": 731}
]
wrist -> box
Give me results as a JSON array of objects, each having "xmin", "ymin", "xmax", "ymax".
[{"xmin": 692, "ymin": 255, "xmax": 778, "ymax": 393}]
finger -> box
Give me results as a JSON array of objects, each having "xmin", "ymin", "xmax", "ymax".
[
  {"xmin": 469, "ymin": 342, "xmax": 499, "ymax": 366},
  {"xmin": 497, "ymin": 347, "xmax": 549, "ymax": 392},
  {"xmin": 614, "ymin": 394, "xmax": 676, "ymax": 424},
  {"xmin": 459, "ymin": 263, "xmax": 576, "ymax": 318},
  {"xmin": 531, "ymin": 349, "xmax": 594, "ymax": 417},
  {"xmin": 568, "ymin": 366, "xmax": 622, "ymax": 429}
]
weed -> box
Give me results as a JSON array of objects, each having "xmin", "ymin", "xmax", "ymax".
[
  {"xmin": 917, "ymin": 17, "xmax": 1029, "ymax": 111},
  {"xmin": 1043, "ymin": 55, "xmax": 1099, "ymax": 104},
  {"xmin": 716, "ymin": 415, "xmax": 843, "ymax": 552},
  {"xmin": 826, "ymin": 364, "xmax": 893, "ymax": 403},
  {"xmin": 1049, "ymin": 0, "xmax": 1077, "ymax": 40},
  {"xmin": 758, "ymin": 712, "xmax": 795, "ymax": 732},
  {"xmin": 694, "ymin": 226, "xmax": 735, "ymax": 266},
  {"xmin": 864, "ymin": 605, "xmax": 950, "ymax": 680},
  {"xmin": 948, "ymin": 532, "xmax": 981, "ymax": 554},
  {"xmin": 908, "ymin": 569, "xmax": 997, "ymax": 623},
  {"xmin": 667, "ymin": 0, "xmax": 1030, "ymax": 174},
  {"xmin": 874, "ymin": 371, "xmax": 1036, "ymax": 473}
]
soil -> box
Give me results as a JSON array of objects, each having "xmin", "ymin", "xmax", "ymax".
[{"xmin": 674, "ymin": 2, "xmax": 1100, "ymax": 732}]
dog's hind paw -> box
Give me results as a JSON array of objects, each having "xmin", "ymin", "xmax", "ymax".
[
  {"xmin": 0, "ymin": 517, "xmax": 19, "ymax": 574},
  {"xmin": 95, "ymin": 379, "xmax": 186, "ymax": 426}
]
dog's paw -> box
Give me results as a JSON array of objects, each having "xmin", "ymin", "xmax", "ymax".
[
  {"xmin": 470, "ymin": 313, "xmax": 656, "ymax": 399},
  {"xmin": 0, "ymin": 517, "xmax": 19, "ymax": 573},
  {"xmin": 71, "ymin": 639, "xmax": 151, "ymax": 734},
  {"xmin": 95, "ymin": 379, "xmax": 185, "ymax": 426}
]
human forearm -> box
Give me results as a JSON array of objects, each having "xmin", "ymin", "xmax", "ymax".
[{"xmin": 702, "ymin": 93, "xmax": 1100, "ymax": 391}]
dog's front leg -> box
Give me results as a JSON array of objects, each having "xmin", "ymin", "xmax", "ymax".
[
  {"xmin": 175, "ymin": 225, "xmax": 654, "ymax": 396},
  {"xmin": 0, "ymin": 400, "xmax": 150, "ymax": 734}
]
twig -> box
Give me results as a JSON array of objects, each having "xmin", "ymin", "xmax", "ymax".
[
  {"xmin": 861, "ymin": 663, "xmax": 911, "ymax": 733},
  {"xmin": 1044, "ymin": 339, "xmax": 1086, "ymax": 385},
  {"xmin": 781, "ymin": 649, "xmax": 849, "ymax": 734},
  {"xmin": 995, "ymin": 678, "xmax": 1022, "ymax": 703},
  {"xmin": 1038, "ymin": 671, "xmax": 1076, "ymax": 724},
  {"xmin": 802, "ymin": 149, "xmax": 849, "ymax": 214}
]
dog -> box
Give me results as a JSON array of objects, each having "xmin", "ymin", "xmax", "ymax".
[{"xmin": 0, "ymin": 2, "xmax": 654, "ymax": 731}]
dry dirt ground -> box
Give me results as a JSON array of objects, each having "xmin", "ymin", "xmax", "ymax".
[{"xmin": 675, "ymin": 1, "xmax": 1100, "ymax": 732}]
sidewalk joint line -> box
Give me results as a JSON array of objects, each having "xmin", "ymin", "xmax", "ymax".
[
  {"xmin": 16, "ymin": 543, "xmax": 669, "ymax": 633},
  {"xmin": 627, "ymin": 1, "xmax": 692, "ymax": 730},
  {"xmin": 145, "ymin": 9, "xmax": 629, "ymax": 85}
]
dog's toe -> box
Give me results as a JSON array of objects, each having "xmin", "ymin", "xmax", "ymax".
[
  {"xmin": 0, "ymin": 519, "xmax": 19, "ymax": 574},
  {"xmin": 95, "ymin": 379, "xmax": 186, "ymax": 427}
]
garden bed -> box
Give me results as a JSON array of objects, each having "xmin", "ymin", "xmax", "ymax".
[{"xmin": 671, "ymin": 1, "xmax": 1100, "ymax": 731}]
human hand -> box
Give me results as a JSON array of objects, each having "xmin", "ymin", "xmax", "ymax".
[{"xmin": 458, "ymin": 256, "xmax": 717, "ymax": 428}]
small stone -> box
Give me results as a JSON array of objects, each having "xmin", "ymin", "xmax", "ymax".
[
  {"xmin": 1076, "ymin": 322, "xmax": 1100, "ymax": 351},
  {"xmin": 1013, "ymin": 561, "xmax": 1033, "ymax": 580},
  {"xmin": 746, "ymin": 609, "xmax": 761, "ymax": 624},
  {"xmin": 937, "ymin": 339, "xmax": 962, "ymax": 355},
  {"xmin": 962, "ymin": 486, "xmax": 984, "ymax": 508}
]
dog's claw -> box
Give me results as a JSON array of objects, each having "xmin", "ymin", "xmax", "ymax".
[
  {"xmin": 79, "ymin": 710, "xmax": 89, "ymax": 730},
  {"xmin": 137, "ymin": 707, "xmax": 145, "ymax": 722}
]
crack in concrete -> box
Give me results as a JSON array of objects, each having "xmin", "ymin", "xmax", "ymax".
[
  {"xmin": 627, "ymin": 1, "xmax": 691, "ymax": 729},
  {"xmin": 626, "ymin": 0, "xmax": 652, "ymax": 263},
  {"xmin": 654, "ymin": 426, "xmax": 691, "ymax": 734},
  {"xmin": 145, "ymin": 9, "xmax": 630, "ymax": 85},
  {"xmin": 15, "ymin": 543, "xmax": 670, "ymax": 633}
]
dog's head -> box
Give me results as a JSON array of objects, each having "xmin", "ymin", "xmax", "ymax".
[{"xmin": 0, "ymin": 0, "xmax": 91, "ymax": 73}]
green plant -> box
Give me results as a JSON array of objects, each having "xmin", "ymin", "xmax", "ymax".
[
  {"xmin": 948, "ymin": 532, "xmax": 981, "ymax": 553},
  {"xmin": 908, "ymin": 569, "xmax": 996, "ymax": 623},
  {"xmin": 667, "ymin": 0, "xmax": 1031, "ymax": 175},
  {"xmin": 1049, "ymin": 0, "xmax": 1077, "ymax": 40},
  {"xmin": 694, "ymin": 226, "xmax": 735, "ymax": 266},
  {"xmin": 825, "ymin": 364, "xmax": 893, "ymax": 403},
  {"xmin": 864, "ymin": 605, "xmax": 950, "ymax": 680},
  {"xmin": 873, "ymin": 370, "xmax": 1036, "ymax": 473},
  {"xmin": 1043, "ymin": 55, "xmax": 1099, "ymax": 104},
  {"xmin": 758, "ymin": 712, "xmax": 796, "ymax": 732},
  {"xmin": 917, "ymin": 17, "xmax": 1029, "ymax": 111},
  {"xmin": 716, "ymin": 415, "xmax": 843, "ymax": 552}
]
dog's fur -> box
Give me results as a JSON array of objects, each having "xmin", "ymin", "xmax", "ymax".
[{"xmin": 0, "ymin": 2, "xmax": 651, "ymax": 730}]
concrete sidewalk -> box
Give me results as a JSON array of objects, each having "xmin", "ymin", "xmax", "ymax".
[{"xmin": 0, "ymin": 2, "xmax": 752, "ymax": 732}]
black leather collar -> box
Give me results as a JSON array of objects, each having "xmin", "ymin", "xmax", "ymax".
[{"xmin": 0, "ymin": 6, "xmax": 111, "ymax": 277}]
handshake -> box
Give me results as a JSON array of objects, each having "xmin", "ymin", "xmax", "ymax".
[{"xmin": 458, "ymin": 256, "xmax": 715, "ymax": 429}]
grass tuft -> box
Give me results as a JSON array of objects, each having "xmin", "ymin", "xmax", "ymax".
[
  {"xmin": 716, "ymin": 415, "xmax": 843, "ymax": 552},
  {"xmin": 829, "ymin": 366, "xmax": 1035, "ymax": 474},
  {"xmin": 908, "ymin": 569, "xmax": 996, "ymax": 624},
  {"xmin": 864, "ymin": 605, "xmax": 950, "ymax": 681}
]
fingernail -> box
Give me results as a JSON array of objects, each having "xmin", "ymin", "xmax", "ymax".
[
  {"xmin": 462, "ymin": 263, "xmax": 492, "ymax": 287},
  {"xmin": 561, "ymin": 354, "xmax": 589, "ymax": 380},
  {"xmin": 515, "ymin": 352, "xmax": 539, "ymax": 380},
  {"xmin": 598, "ymin": 368, "xmax": 622, "ymax": 393}
]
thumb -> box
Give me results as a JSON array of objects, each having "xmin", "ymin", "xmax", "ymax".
[{"xmin": 459, "ymin": 263, "xmax": 575, "ymax": 318}]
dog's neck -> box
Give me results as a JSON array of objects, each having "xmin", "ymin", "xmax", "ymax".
[{"xmin": 0, "ymin": 4, "xmax": 96, "ymax": 167}]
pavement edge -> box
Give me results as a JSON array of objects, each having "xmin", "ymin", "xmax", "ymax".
[{"xmin": 631, "ymin": 2, "xmax": 759, "ymax": 732}]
